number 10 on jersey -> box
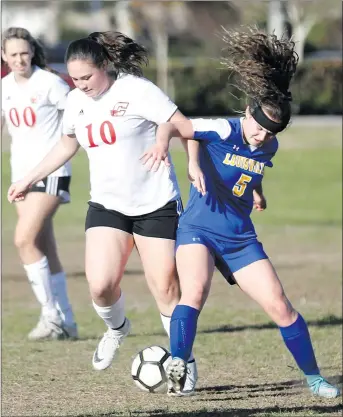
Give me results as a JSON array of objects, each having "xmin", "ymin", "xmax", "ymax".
[{"xmin": 86, "ymin": 121, "xmax": 116, "ymax": 148}]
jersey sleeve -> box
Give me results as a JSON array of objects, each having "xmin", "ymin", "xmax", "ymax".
[
  {"xmin": 264, "ymin": 138, "xmax": 279, "ymax": 167},
  {"xmin": 191, "ymin": 118, "xmax": 232, "ymax": 142},
  {"xmin": 138, "ymin": 79, "xmax": 177, "ymax": 124},
  {"xmin": 62, "ymin": 93, "xmax": 76, "ymax": 135},
  {"xmin": 48, "ymin": 76, "xmax": 70, "ymax": 110}
]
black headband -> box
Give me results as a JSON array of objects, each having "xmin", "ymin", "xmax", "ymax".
[{"xmin": 251, "ymin": 102, "xmax": 290, "ymax": 134}]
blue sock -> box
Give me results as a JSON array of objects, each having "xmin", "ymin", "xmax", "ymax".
[
  {"xmin": 279, "ymin": 313, "xmax": 320, "ymax": 384},
  {"xmin": 170, "ymin": 304, "xmax": 200, "ymax": 362}
]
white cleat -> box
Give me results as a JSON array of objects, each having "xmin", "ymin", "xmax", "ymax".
[
  {"xmin": 309, "ymin": 377, "xmax": 341, "ymax": 398},
  {"xmin": 167, "ymin": 357, "xmax": 187, "ymax": 396},
  {"xmin": 92, "ymin": 318, "xmax": 131, "ymax": 371},
  {"xmin": 28, "ymin": 315, "xmax": 70, "ymax": 341},
  {"xmin": 182, "ymin": 359, "xmax": 198, "ymax": 396}
]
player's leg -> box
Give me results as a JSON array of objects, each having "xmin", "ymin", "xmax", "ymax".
[
  {"xmin": 134, "ymin": 236, "xmax": 179, "ymax": 315},
  {"xmin": 14, "ymin": 192, "xmax": 66, "ymax": 339},
  {"xmin": 85, "ymin": 203, "xmax": 134, "ymax": 370},
  {"xmin": 133, "ymin": 199, "xmax": 182, "ymax": 316},
  {"xmin": 133, "ymin": 202, "xmax": 201, "ymax": 395},
  {"xmin": 232, "ymin": 252, "xmax": 340, "ymax": 399},
  {"xmin": 37, "ymin": 216, "xmax": 77, "ymax": 338},
  {"xmin": 167, "ymin": 232, "xmax": 215, "ymax": 396}
]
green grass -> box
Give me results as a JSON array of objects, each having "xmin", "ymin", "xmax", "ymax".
[{"xmin": 1, "ymin": 125, "xmax": 342, "ymax": 417}]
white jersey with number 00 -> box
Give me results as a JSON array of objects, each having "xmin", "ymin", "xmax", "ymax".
[
  {"xmin": 63, "ymin": 73, "xmax": 180, "ymax": 216},
  {"xmin": 2, "ymin": 66, "xmax": 71, "ymax": 182}
]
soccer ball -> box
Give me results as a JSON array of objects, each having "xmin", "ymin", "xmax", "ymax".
[{"xmin": 131, "ymin": 345, "xmax": 172, "ymax": 393}]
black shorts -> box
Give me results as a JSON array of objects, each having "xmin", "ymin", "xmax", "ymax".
[
  {"xmin": 85, "ymin": 199, "xmax": 183, "ymax": 240},
  {"xmin": 30, "ymin": 176, "xmax": 71, "ymax": 204}
]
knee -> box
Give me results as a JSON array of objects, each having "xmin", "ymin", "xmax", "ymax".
[
  {"xmin": 266, "ymin": 295, "xmax": 297, "ymax": 327},
  {"xmin": 88, "ymin": 276, "xmax": 119, "ymax": 302},
  {"xmin": 147, "ymin": 272, "xmax": 180, "ymax": 305},
  {"xmin": 180, "ymin": 281, "xmax": 209, "ymax": 310},
  {"xmin": 14, "ymin": 231, "xmax": 35, "ymax": 252}
]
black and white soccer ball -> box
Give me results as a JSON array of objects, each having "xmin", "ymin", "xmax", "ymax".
[{"xmin": 131, "ymin": 345, "xmax": 172, "ymax": 393}]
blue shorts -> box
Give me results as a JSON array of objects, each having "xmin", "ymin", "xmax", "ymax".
[{"xmin": 176, "ymin": 228, "xmax": 268, "ymax": 285}]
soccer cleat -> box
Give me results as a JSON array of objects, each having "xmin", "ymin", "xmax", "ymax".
[
  {"xmin": 308, "ymin": 376, "xmax": 341, "ymax": 398},
  {"xmin": 182, "ymin": 359, "xmax": 198, "ymax": 396},
  {"xmin": 28, "ymin": 315, "xmax": 70, "ymax": 341},
  {"xmin": 167, "ymin": 357, "xmax": 187, "ymax": 396},
  {"xmin": 92, "ymin": 318, "xmax": 131, "ymax": 371}
]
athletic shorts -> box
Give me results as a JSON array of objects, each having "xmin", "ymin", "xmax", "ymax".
[
  {"xmin": 29, "ymin": 176, "xmax": 71, "ymax": 204},
  {"xmin": 85, "ymin": 199, "xmax": 183, "ymax": 240},
  {"xmin": 176, "ymin": 228, "xmax": 268, "ymax": 285}
]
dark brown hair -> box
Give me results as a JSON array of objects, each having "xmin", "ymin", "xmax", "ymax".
[
  {"xmin": 221, "ymin": 26, "xmax": 299, "ymax": 124},
  {"xmin": 2, "ymin": 27, "xmax": 48, "ymax": 69},
  {"xmin": 65, "ymin": 31, "xmax": 148, "ymax": 78}
]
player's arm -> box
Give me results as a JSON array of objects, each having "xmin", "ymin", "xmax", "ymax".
[
  {"xmin": 168, "ymin": 113, "xmax": 206, "ymax": 195},
  {"xmin": 8, "ymin": 134, "xmax": 80, "ymax": 203},
  {"xmin": 140, "ymin": 120, "xmax": 194, "ymax": 167},
  {"xmin": 253, "ymin": 183, "xmax": 267, "ymax": 211}
]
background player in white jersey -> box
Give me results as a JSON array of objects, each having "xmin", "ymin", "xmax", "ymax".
[
  {"xmin": 142, "ymin": 28, "xmax": 341, "ymax": 398},
  {"xmin": 2, "ymin": 27, "xmax": 77, "ymax": 340},
  {"xmin": 7, "ymin": 31, "xmax": 199, "ymax": 394}
]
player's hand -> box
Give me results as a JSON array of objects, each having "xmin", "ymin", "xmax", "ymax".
[
  {"xmin": 188, "ymin": 160, "xmax": 206, "ymax": 196},
  {"xmin": 253, "ymin": 190, "xmax": 267, "ymax": 211},
  {"xmin": 7, "ymin": 179, "xmax": 31, "ymax": 203},
  {"xmin": 140, "ymin": 144, "xmax": 170, "ymax": 172}
]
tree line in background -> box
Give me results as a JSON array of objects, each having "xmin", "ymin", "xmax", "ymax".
[
  {"xmin": 3, "ymin": 0, "xmax": 342, "ymax": 115},
  {"xmin": 60, "ymin": 0, "xmax": 343, "ymax": 115}
]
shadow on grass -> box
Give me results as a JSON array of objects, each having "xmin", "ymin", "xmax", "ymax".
[
  {"xmin": 130, "ymin": 315, "xmax": 342, "ymax": 338},
  {"xmin": 68, "ymin": 269, "xmax": 144, "ymax": 278},
  {"xmin": 3, "ymin": 269, "xmax": 144, "ymax": 281},
  {"xmin": 76, "ymin": 404, "xmax": 343, "ymax": 417},
  {"xmin": 197, "ymin": 374, "xmax": 342, "ymax": 394},
  {"xmin": 201, "ymin": 314, "xmax": 343, "ymax": 334},
  {"xmin": 74, "ymin": 376, "xmax": 342, "ymax": 417}
]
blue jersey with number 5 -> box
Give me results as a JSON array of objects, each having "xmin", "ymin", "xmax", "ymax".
[{"xmin": 179, "ymin": 117, "xmax": 278, "ymax": 243}]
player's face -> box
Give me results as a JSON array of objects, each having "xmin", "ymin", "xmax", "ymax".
[
  {"xmin": 2, "ymin": 39, "xmax": 34, "ymax": 77},
  {"xmin": 67, "ymin": 59, "xmax": 112, "ymax": 98},
  {"xmin": 243, "ymin": 107, "xmax": 276, "ymax": 147}
]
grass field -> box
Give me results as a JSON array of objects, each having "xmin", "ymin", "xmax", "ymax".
[{"xmin": 1, "ymin": 125, "xmax": 342, "ymax": 417}]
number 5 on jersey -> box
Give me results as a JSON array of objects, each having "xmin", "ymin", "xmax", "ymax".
[
  {"xmin": 232, "ymin": 174, "xmax": 252, "ymax": 197},
  {"xmin": 86, "ymin": 121, "xmax": 116, "ymax": 148}
]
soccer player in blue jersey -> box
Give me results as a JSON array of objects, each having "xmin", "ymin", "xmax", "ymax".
[{"xmin": 141, "ymin": 27, "xmax": 341, "ymax": 398}]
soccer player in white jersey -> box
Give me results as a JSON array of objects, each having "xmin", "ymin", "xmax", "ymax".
[
  {"xmin": 2, "ymin": 27, "xmax": 78, "ymax": 340},
  {"xmin": 7, "ymin": 31, "xmax": 200, "ymax": 395},
  {"xmin": 142, "ymin": 28, "xmax": 341, "ymax": 399}
]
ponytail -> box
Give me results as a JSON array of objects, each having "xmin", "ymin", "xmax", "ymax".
[{"xmin": 65, "ymin": 31, "xmax": 148, "ymax": 77}]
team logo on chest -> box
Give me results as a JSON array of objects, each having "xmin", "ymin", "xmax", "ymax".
[
  {"xmin": 111, "ymin": 102, "xmax": 129, "ymax": 116},
  {"xmin": 30, "ymin": 91, "xmax": 44, "ymax": 104}
]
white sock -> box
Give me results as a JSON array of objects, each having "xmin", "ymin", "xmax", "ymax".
[
  {"xmin": 160, "ymin": 313, "xmax": 195, "ymax": 362},
  {"xmin": 51, "ymin": 272, "xmax": 75, "ymax": 326},
  {"xmin": 24, "ymin": 256, "xmax": 59, "ymax": 320},
  {"xmin": 92, "ymin": 292, "xmax": 126, "ymax": 330}
]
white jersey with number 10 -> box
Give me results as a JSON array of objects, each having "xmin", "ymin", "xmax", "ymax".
[{"xmin": 63, "ymin": 73, "xmax": 181, "ymax": 216}]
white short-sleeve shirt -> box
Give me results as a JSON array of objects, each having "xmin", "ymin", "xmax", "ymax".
[
  {"xmin": 63, "ymin": 73, "xmax": 180, "ymax": 216},
  {"xmin": 2, "ymin": 66, "xmax": 71, "ymax": 181}
]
